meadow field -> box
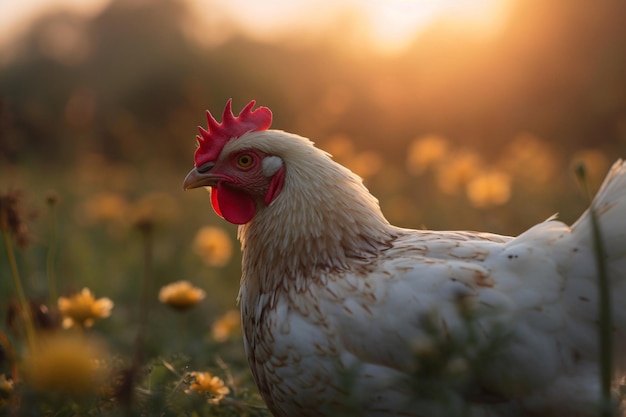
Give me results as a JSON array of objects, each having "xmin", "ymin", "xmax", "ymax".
[{"xmin": 1, "ymin": 0, "xmax": 625, "ymax": 415}]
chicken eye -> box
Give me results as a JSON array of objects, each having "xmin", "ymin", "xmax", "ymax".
[{"xmin": 237, "ymin": 154, "xmax": 254, "ymax": 168}]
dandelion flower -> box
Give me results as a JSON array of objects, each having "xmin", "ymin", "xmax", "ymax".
[
  {"xmin": 159, "ymin": 280, "xmax": 206, "ymax": 311},
  {"xmin": 212, "ymin": 310, "xmax": 241, "ymax": 342},
  {"xmin": 570, "ymin": 149, "xmax": 609, "ymax": 190},
  {"xmin": 0, "ymin": 374, "xmax": 13, "ymax": 404},
  {"xmin": 130, "ymin": 192, "xmax": 180, "ymax": 227},
  {"xmin": 45, "ymin": 190, "xmax": 60, "ymax": 207},
  {"xmin": 324, "ymin": 134, "xmax": 355, "ymax": 160},
  {"xmin": 0, "ymin": 189, "xmax": 34, "ymax": 248},
  {"xmin": 0, "ymin": 374, "xmax": 13, "ymax": 409},
  {"xmin": 193, "ymin": 226, "xmax": 233, "ymax": 267},
  {"xmin": 0, "ymin": 375, "xmax": 12, "ymax": 392},
  {"xmin": 323, "ymin": 135, "xmax": 382, "ymax": 179},
  {"xmin": 435, "ymin": 151, "xmax": 482, "ymax": 195},
  {"xmin": 79, "ymin": 192, "xmax": 129, "ymax": 225},
  {"xmin": 466, "ymin": 171, "xmax": 512, "ymax": 208},
  {"xmin": 499, "ymin": 133, "xmax": 557, "ymax": 184},
  {"xmin": 406, "ymin": 135, "xmax": 449, "ymax": 176},
  {"xmin": 185, "ymin": 372, "xmax": 230, "ymax": 404},
  {"xmin": 58, "ymin": 288, "xmax": 113, "ymax": 329},
  {"xmin": 23, "ymin": 334, "xmax": 108, "ymax": 397},
  {"xmin": 348, "ymin": 151, "xmax": 383, "ymax": 179}
]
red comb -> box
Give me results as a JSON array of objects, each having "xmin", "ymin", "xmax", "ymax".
[{"xmin": 194, "ymin": 99, "xmax": 272, "ymax": 166}]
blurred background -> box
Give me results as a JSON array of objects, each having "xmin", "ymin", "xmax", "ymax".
[{"xmin": 1, "ymin": 0, "xmax": 625, "ymax": 356}]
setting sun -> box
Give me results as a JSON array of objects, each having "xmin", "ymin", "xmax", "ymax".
[
  {"xmin": 183, "ymin": 0, "xmax": 512, "ymax": 53},
  {"xmin": 354, "ymin": 0, "xmax": 511, "ymax": 53}
]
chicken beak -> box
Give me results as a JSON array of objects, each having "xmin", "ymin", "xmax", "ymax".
[{"xmin": 183, "ymin": 164, "xmax": 217, "ymax": 190}]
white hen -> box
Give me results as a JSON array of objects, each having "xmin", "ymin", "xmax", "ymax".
[{"xmin": 184, "ymin": 100, "xmax": 626, "ymax": 417}]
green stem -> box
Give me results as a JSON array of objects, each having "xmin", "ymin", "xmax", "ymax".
[
  {"xmin": 120, "ymin": 222, "xmax": 155, "ymax": 413},
  {"xmin": 590, "ymin": 206, "xmax": 612, "ymax": 416},
  {"xmin": 133, "ymin": 224, "xmax": 154, "ymax": 370},
  {"xmin": 575, "ymin": 163, "xmax": 613, "ymax": 416},
  {"xmin": 1, "ymin": 229, "xmax": 36, "ymax": 351},
  {"xmin": 179, "ymin": 313, "xmax": 187, "ymax": 352},
  {"xmin": 46, "ymin": 203, "xmax": 58, "ymax": 305},
  {"xmin": 139, "ymin": 226, "xmax": 153, "ymax": 350}
]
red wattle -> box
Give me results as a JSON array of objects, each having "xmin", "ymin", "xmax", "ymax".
[
  {"xmin": 210, "ymin": 183, "xmax": 256, "ymax": 225},
  {"xmin": 210, "ymin": 187, "xmax": 224, "ymax": 218}
]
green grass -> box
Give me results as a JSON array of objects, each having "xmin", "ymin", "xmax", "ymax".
[
  {"xmin": 0, "ymin": 165, "xmax": 269, "ymax": 416},
  {"xmin": 0, "ymin": 157, "xmax": 619, "ymax": 416}
]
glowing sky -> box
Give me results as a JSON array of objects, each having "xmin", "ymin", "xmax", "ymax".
[{"xmin": 0, "ymin": 0, "xmax": 512, "ymax": 54}]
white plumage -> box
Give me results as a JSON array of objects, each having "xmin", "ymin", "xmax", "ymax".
[{"xmin": 185, "ymin": 109, "xmax": 626, "ymax": 416}]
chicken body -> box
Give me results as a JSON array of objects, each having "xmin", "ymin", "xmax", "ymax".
[{"xmin": 184, "ymin": 105, "xmax": 626, "ymax": 417}]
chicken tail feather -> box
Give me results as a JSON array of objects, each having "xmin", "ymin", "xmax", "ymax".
[{"xmin": 573, "ymin": 159, "xmax": 626, "ymax": 263}]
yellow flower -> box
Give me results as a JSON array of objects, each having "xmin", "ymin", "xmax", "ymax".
[
  {"xmin": 323, "ymin": 135, "xmax": 382, "ymax": 179},
  {"xmin": 499, "ymin": 133, "xmax": 557, "ymax": 184},
  {"xmin": 346, "ymin": 151, "xmax": 383, "ymax": 179},
  {"xmin": 23, "ymin": 334, "xmax": 108, "ymax": 397},
  {"xmin": 79, "ymin": 192, "xmax": 129, "ymax": 224},
  {"xmin": 185, "ymin": 372, "xmax": 230, "ymax": 404},
  {"xmin": 159, "ymin": 280, "xmax": 206, "ymax": 311},
  {"xmin": 406, "ymin": 135, "xmax": 449, "ymax": 176},
  {"xmin": 212, "ymin": 310, "xmax": 241, "ymax": 342},
  {"xmin": 570, "ymin": 149, "xmax": 609, "ymax": 191},
  {"xmin": 58, "ymin": 288, "xmax": 113, "ymax": 329},
  {"xmin": 192, "ymin": 226, "xmax": 233, "ymax": 267},
  {"xmin": 130, "ymin": 192, "xmax": 180, "ymax": 227},
  {"xmin": 466, "ymin": 171, "xmax": 512, "ymax": 208},
  {"xmin": 0, "ymin": 374, "xmax": 13, "ymax": 404},
  {"xmin": 0, "ymin": 374, "xmax": 13, "ymax": 403},
  {"xmin": 435, "ymin": 151, "xmax": 482, "ymax": 195},
  {"xmin": 324, "ymin": 134, "xmax": 355, "ymax": 160}
]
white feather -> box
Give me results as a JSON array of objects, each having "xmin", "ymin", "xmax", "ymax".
[
  {"xmin": 218, "ymin": 131, "xmax": 626, "ymax": 417},
  {"xmin": 262, "ymin": 155, "xmax": 283, "ymax": 177}
]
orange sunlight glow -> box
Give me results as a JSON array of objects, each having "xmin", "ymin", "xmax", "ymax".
[
  {"xmin": 186, "ymin": 0, "xmax": 512, "ymax": 53},
  {"xmin": 358, "ymin": 0, "xmax": 511, "ymax": 54},
  {"xmin": 1, "ymin": 0, "xmax": 512, "ymax": 55}
]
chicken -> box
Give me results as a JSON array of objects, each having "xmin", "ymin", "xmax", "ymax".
[{"xmin": 183, "ymin": 100, "xmax": 626, "ymax": 417}]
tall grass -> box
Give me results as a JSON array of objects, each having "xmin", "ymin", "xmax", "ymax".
[
  {"xmin": 0, "ymin": 186, "xmax": 269, "ymax": 417},
  {"xmin": 576, "ymin": 163, "xmax": 614, "ymax": 417},
  {"xmin": 0, "ymin": 155, "xmax": 621, "ymax": 416}
]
